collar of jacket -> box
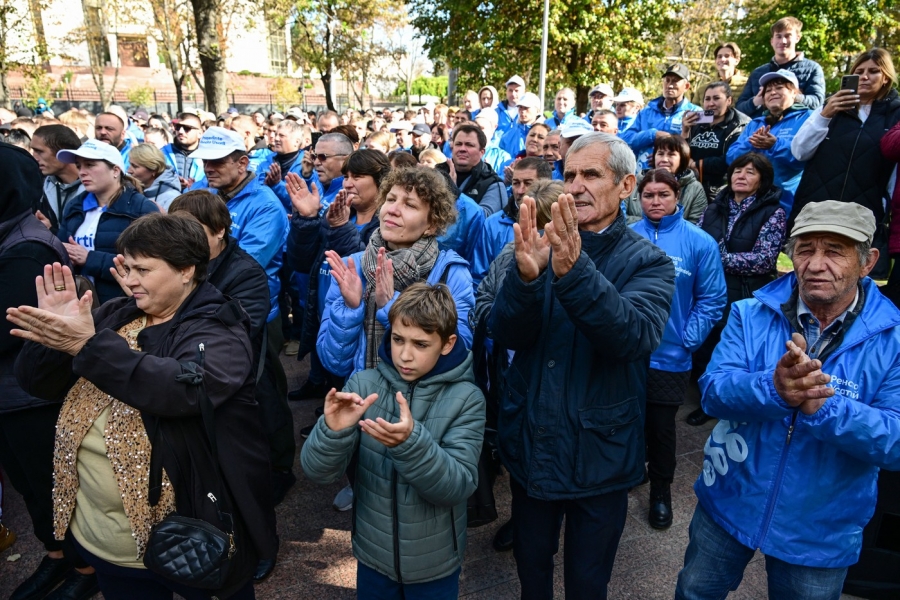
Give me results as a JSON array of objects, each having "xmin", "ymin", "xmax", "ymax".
[
  {"xmin": 769, "ymin": 52, "xmax": 805, "ymax": 69},
  {"xmin": 640, "ymin": 204, "xmax": 684, "ymax": 233},
  {"xmin": 762, "ymin": 103, "xmax": 809, "ymax": 121},
  {"xmin": 712, "ymin": 184, "xmax": 782, "ymax": 212},
  {"xmin": 656, "ymin": 96, "xmax": 688, "ymax": 113},
  {"xmin": 207, "ymin": 235, "xmax": 238, "ymax": 280},
  {"xmin": 579, "ymin": 211, "xmax": 627, "ymax": 258},
  {"xmin": 220, "ymin": 173, "xmax": 254, "ymax": 203},
  {"xmin": 376, "ymin": 325, "xmax": 473, "ymax": 390},
  {"xmin": 756, "ymin": 275, "xmax": 900, "ymax": 353}
]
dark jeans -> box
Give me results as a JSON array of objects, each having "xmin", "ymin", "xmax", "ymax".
[
  {"xmin": 645, "ymin": 403, "xmax": 679, "ymax": 486},
  {"xmin": 0, "ymin": 404, "xmax": 62, "ymax": 552},
  {"xmin": 675, "ymin": 504, "xmax": 847, "ymax": 600},
  {"xmin": 356, "ymin": 561, "xmax": 459, "ymax": 600},
  {"xmin": 71, "ymin": 534, "xmax": 255, "ymax": 600},
  {"xmin": 510, "ymin": 478, "xmax": 628, "ymax": 600}
]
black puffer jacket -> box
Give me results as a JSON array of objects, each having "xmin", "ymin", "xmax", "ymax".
[
  {"xmin": 687, "ymin": 107, "xmax": 751, "ymax": 198},
  {"xmin": 16, "ymin": 283, "xmax": 278, "ymax": 595},
  {"xmin": 790, "ymin": 89, "xmax": 900, "ymax": 228}
]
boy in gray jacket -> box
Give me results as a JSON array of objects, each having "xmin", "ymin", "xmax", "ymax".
[{"xmin": 301, "ymin": 283, "xmax": 485, "ymax": 599}]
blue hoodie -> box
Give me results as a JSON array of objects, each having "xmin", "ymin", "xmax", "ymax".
[
  {"xmin": 215, "ymin": 176, "xmax": 289, "ymax": 322},
  {"xmin": 696, "ymin": 274, "xmax": 900, "ymax": 568},
  {"xmin": 437, "ymin": 193, "xmax": 484, "ymax": 268},
  {"xmin": 544, "ymin": 109, "xmax": 579, "ymax": 130},
  {"xmin": 630, "ymin": 206, "xmax": 726, "ymax": 372},
  {"xmin": 498, "ymin": 121, "xmax": 533, "ymax": 157},
  {"xmin": 620, "ymin": 97, "xmax": 701, "ymax": 169},
  {"xmin": 726, "ymin": 106, "xmax": 810, "ymax": 213},
  {"xmin": 471, "ymin": 208, "xmax": 515, "ymax": 288},
  {"xmin": 317, "ymin": 249, "xmax": 474, "ymax": 378}
]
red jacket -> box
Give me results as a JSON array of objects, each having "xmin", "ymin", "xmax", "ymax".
[{"xmin": 880, "ymin": 121, "xmax": 900, "ymax": 256}]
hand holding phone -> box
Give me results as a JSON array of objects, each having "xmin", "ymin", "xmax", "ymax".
[{"xmin": 695, "ymin": 110, "xmax": 715, "ymax": 125}]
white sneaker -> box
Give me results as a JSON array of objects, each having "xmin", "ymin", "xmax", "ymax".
[{"xmin": 333, "ymin": 484, "xmax": 353, "ymax": 512}]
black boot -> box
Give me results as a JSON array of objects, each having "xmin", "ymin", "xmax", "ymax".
[
  {"xmin": 10, "ymin": 555, "xmax": 71, "ymax": 600},
  {"xmin": 686, "ymin": 407, "xmax": 713, "ymax": 426},
  {"xmin": 649, "ymin": 484, "xmax": 673, "ymax": 530},
  {"xmin": 43, "ymin": 570, "xmax": 99, "ymax": 600},
  {"xmin": 492, "ymin": 518, "xmax": 514, "ymax": 552}
]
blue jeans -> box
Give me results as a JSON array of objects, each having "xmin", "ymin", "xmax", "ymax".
[
  {"xmin": 675, "ymin": 504, "xmax": 847, "ymax": 600},
  {"xmin": 356, "ymin": 561, "xmax": 459, "ymax": 600}
]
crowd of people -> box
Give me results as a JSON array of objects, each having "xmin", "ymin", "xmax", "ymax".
[{"xmin": 2, "ymin": 13, "xmax": 900, "ymax": 600}]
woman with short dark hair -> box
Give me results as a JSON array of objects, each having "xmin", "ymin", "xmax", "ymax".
[
  {"xmin": 650, "ymin": 134, "xmax": 708, "ymax": 223},
  {"xmin": 686, "ymin": 152, "xmax": 787, "ymax": 426},
  {"xmin": 12, "ymin": 213, "xmax": 277, "ymax": 599}
]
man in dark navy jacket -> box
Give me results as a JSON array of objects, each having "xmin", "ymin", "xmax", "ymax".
[{"xmin": 489, "ymin": 132, "xmax": 675, "ymax": 599}]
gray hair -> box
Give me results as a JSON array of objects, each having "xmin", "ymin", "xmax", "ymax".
[
  {"xmin": 276, "ymin": 119, "xmax": 304, "ymax": 134},
  {"xmin": 568, "ymin": 132, "xmax": 636, "ymax": 184},
  {"xmin": 784, "ymin": 235, "xmax": 872, "ymax": 267},
  {"xmin": 317, "ymin": 132, "xmax": 354, "ymax": 155},
  {"xmin": 547, "ymin": 128, "xmax": 562, "ymax": 137}
]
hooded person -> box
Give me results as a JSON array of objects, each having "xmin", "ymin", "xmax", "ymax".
[{"xmin": 0, "ymin": 143, "xmax": 100, "ymax": 600}]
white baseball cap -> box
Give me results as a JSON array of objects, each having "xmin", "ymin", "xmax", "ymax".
[
  {"xmin": 57, "ymin": 138, "xmax": 125, "ymax": 171},
  {"xmin": 189, "ymin": 127, "xmax": 246, "ymax": 160},
  {"xmin": 517, "ymin": 92, "xmax": 542, "ymax": 110},
  {"xmin": 390, "ymin": 121, "xmax": 413, "ymax": 132},
  {"xmin": 560, "ymin": 120, "xmax": 594, "ymax": 139},
  {"xmin": 590, "ymin": 83, "xmax": 615, "ymax": 98},
  {"xmin": 612, "ymin": 87, "xmax": 645, "ymax": 105},
  {"xmin": 506, "ymin": 75, "xmax": 526, "ymax": 88}
]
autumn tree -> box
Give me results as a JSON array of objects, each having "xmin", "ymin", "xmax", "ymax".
[
  {"xmin": 189, "ymin": 0, "xmax": 227, "ymax": 113},
  {"xmin": 736, "ymin": 0, "xmax": 899, "ymax": 90},
  {"xmin": 0, "ymin": 0, "xmax": 47, "ymax": 108},
  {"xmin": 411, "ymin": 0, "xmax": 680, "ymax": 112},
  {"xmin": 149, "ymin": 0, "xmax": 196, "ymax": 113},
  {"xmin": 665, "ymin": 0, "xmax": 742, "ymax": 89}
]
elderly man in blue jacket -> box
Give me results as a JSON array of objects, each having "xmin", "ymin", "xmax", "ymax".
[
  {"xmin": 489, "ymin": 132, "xmax": 675, "ymax": 600},
  {"xmin": 676, "ymin": 201, "xmax": 900, "ymax": 600}
]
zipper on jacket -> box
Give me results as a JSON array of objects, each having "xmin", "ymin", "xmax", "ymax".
[
  {"xmin": 837, "ymin": 122, "xmax": 864, "ymax": 203},
  {"xmin": 450, "ymin": 507, "xmax": 458, "ymax": 552},
  {"xmin": 391, "ymin": 381, "xmax": 418, "ymax": 584},
  {"xmin": 757, "ymin": 410, "xmax": 798, "ymax": 546}
]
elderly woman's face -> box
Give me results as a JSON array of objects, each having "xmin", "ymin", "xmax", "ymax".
[
  {"xmin": 730, "ymin": 163, "xmax": 761, "ymax": 196},
  {"xmin": 764, "ymin": 80, "xmax": 797, "ymax": 114},
  {"xmin": 121, "ymin": 254, "xmax": 196, "ymax": 320},
  {"xmin": 379, "ymin": 185, "xmax": 435, "ymax": 249}
]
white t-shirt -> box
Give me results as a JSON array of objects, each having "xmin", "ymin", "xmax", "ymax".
[{"xmin": 73, "ymin": 207, "xmax": 103, "ymax": 252}]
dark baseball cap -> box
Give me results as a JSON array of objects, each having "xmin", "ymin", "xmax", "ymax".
[
  {"xmin": 663, "ymin": 63, "xmax": 690, "ymax": 82},
  {"xmin": 412, "ymin": 123, "xmax": 432, "ymax": 136}
]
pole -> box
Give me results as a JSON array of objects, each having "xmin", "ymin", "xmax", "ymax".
[{"xmin": 538, "ymin": 0, "xmax": 550, "ymax": 111}]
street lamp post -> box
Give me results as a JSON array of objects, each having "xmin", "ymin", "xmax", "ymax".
[{"xmin": 538, "ymin": 0, "xmax": 550, "ymax": 110}]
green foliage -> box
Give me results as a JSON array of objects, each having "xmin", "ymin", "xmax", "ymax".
[
  {"xmin": 410, "ymin": 0, "xmax": 680, "ymax": 110},
  {"xmin": 735, "ymin": 0, "xmax": 899, "ymax": 91},
  {"xmin": 269, "ymin": 77, "xmax": 302, "ymax": 109},
  {"xmin": 21, "ymin": 64, "xmax": 55, "ymax": 109},
  {"xmin": 395, "ymin": 75, "xmax": 447, "ymax": 99},
  {"xmin": 126, "ymin": 84, "xmax": 155, "ymax": 108}
]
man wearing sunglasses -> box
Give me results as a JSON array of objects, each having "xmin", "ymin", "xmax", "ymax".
[
  {"xmin": 302, "ymin": 132, "xmax": 352, "ymax": 213},
  {"xmin": 161, "ymin": 112, "xmax": 205, "ymax": 189}
]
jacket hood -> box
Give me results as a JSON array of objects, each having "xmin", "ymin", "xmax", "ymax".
[
  {"xmin": 145, "ymin": 166, "xmax": 181, "ymax": 197},
  {"xmin": 377, "ymin": 325, "xmax": 472, "ymax": 387},
  {"xmin": 677, "ymin": 169, "xmax": 698, "ymax": 186},
  {"xmin": 1, "ymin": 142, "xmax": 43, "ymax": 224}
]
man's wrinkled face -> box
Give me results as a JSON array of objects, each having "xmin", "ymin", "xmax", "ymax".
[
  {"xmin": 542, "ymin": 133, "xmax": 561, "ymax": 163},
  {"xmin": 563, "ymin": 145, "xmax": 634, "ymax": 233},
  {"xmin": 792, "ymin": 233, "xmax": 875, "ymax": 309},
  {"xmin": 662, "ymin": 75, "xmax": 689, "ymax": 100},
  {"xmin": 511, "ymin": 167, "xmax": 539, "ymax": 205},
  {"xmin": 555, "ymin": 90, "xmax": 575, "ymax": 115},
  {"xmin": 591, "ymin": 114, "xmax": 618, "ymax": 134},
  {"xmin": 95, "ymin": 114, "xmax": 125, "ymax": 147}
]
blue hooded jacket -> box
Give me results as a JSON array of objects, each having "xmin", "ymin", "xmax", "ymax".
[
  {"xmin": 630, "ymin": 206, "xmax": 726, "ymax": 372},
  {"xmin": 621, "ymin": 97, "xmax": 701, "ymax": 169},
  {"xmin": 495, "ymin": 101, "xmax": 519, "ymax": 135},
  {"xmin": 498, "ymin": 121, "xmax": 533, "ymax": 157},
  {"xmin": 696, "ymin": 274, "xmax": 900, "ymax": 568},
  {"xmin": 726, "ymin": 106, "xmax": 810, "ymax": 212},
  {"xmin": 218, "ymin": 176, "xmax": 289, "ymax": 322},
  {"xmin": 471, "ymin": 208, "xmax": 515, "ymax": 288},
  {"xmin": 267, "ymin": 152, "xmax": 306, "ymax": 211},
  {"xmin": 317, "ymin": 249, "xmax": 475, "ymax": 378},
  {"xmin": 437, "ymin": 193, "xmax": 484, "ymax": 268},
  {"xmin": 544, "ymin": 109, "xmax": 579, "ymax": 130}
]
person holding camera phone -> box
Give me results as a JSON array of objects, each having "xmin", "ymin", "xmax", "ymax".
[
  {"xmin": 789, "ymin": 49, "xmax": 900, "ymax": 273},
  {"xmin": 683, "ymin": 82, "xmax": 751, "ymax": 201}
]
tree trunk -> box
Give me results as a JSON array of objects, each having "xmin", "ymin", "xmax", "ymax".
[
  {"xmin": 575, "ymin": 84, "xmax": 589, "ymax": 114},
  {"xmin": 190, "ymin": 0, "xmax": 227, "ymax": 114},
  {"xmin": 0, "ymin": 71, "xmax": 9, "ymax": 109},
  {"xmin": 175, "ymin": 72, "xmax": 185, "ymax": 113},
  {"xmin": 321, "ymin": 68, "xmax": 335, "ymax": 112}
]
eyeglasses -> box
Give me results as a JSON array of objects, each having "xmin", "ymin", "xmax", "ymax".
[
  {"xmin": 174, "ymin": 123, "xmax": 199, "ymax": 132},
  {"xmin": 312, "ymin": 152, "xmax": 348, "ymax": 162}
]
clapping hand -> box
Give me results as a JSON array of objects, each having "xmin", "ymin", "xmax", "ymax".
[
  {"xmin": 773, "ymin": 333, "xmax": 833, "ymax": 415},
  {"xmin": 264, "ymin": 162, "xmax": 282, "ymax": 187},
  {"xmin": 360, "ymin": 391, "xmax": 414, "ymax": 447},
  {"xmin": 513, "ymin": 196, "xmax": 550, "ymax": 282},
  {"xmin": 326, "ymin": 189, "xmax": 351, "ymax": 228},
  {"xmin": 543, "ymin": 193, "xmax": 582, "ymax": 279},
  {"xmin": 324, "ymin": 250, "xmax": 363, "ymax": 309},
  {"xmin": 109, "ymin": 254, "xmax": 132, "ymax": 297},
  {"xmin": 286, "ymin": 172, "xmax": 321, "ymax": 217},
  {"xmin": 374, "ymin": 248, "xmax": 394, "ymax": 309},
  {"xmin": 63, "ymin": 237, "xmax": 88, "ymax": 266},
  {"xmin": 749, "ymin": 125, "xmax": 776, "ymax": 150},
  {"xmin": 324, "ymin": 388, "xmax": 378, "ymax": 432},
  {"xmin": 6, "ymin": 263, "xmax": 95, "ymax": 356}
]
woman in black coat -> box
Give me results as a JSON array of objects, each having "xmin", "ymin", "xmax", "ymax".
[{"xmin": 11, "ymin": 214, "xmax": 276, "ymax": 600}]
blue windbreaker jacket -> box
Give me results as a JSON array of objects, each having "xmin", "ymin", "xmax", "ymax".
[
  {"xmin": 726, "ymin": 106, "xmax": 810, "ymax": 208},
  {"xmin": 544, "ymin": 109, "xmax": 579, "ymax": 130},
  {"xmin": 218, "ymin": 177, "xmax": 288, "ymax": 322},
  {"xmin": 696, "ymin": 274, "xmax": 900, "ymax": 568},
  {"xmin": 471, "ymin": 209, "xmax": 515, "ymax": 288},
  {"xmin": 268, "ymin": 153, "xmax": 306, "ymax": 211},
  {"xmin": 498, "ymin": 121, "xmax": 533, "ymax": 158},
  {"xmin": 317, "ymin": 249, "xmax": 475, "ymax": 378},
  {"xmin": 630, "ymin": 207, "xmax": 726, "ymax": 372},
  {"xmin": 621, "ymin": 97, "xmax": 701, "ymax": 169},
  {"xmin": 437, "ymin": 193, "xmax": 484, "ymax": 268}
]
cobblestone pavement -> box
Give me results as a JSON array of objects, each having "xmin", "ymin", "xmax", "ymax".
[{"xmin": 0, "ymin": 351, "xmax": 865, "ymax": 599}]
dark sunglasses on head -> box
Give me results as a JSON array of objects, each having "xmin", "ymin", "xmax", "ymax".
[
  {"xmin": 312, "ymin": 152, "xmax": 348, "ymax": 162},
  {"xmin": 174, "ymin": 123, "xmax": 199, "ymax": 132}
]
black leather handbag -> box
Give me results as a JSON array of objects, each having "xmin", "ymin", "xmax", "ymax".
[{"xmin": 143, "ymin": 342, "xmax": 237, "ymax": 589}]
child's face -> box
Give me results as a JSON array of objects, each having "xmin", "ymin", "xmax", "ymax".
[{"xmin": 390, "ymin": 320, "xmax": 457, "ymax": 381}]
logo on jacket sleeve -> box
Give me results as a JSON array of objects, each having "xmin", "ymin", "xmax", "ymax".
[{"xmin": 703, "ymin": 420, "xmax": 749, "ymax": 486}]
